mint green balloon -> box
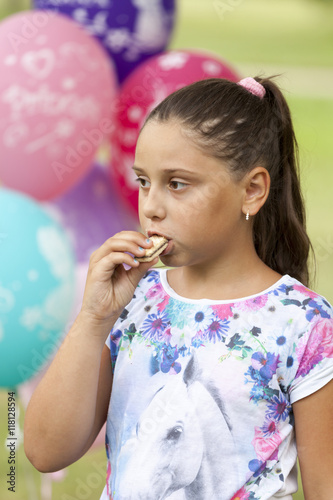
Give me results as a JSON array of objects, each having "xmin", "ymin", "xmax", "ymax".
[{"xmin": 0, "ymin": 189, "xmax": 76, "ymax": 388}]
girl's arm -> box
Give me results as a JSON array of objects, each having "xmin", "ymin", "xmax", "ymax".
[
  {"xmin": 24, "ymin": 317, "xmax": 112, "ymax": 472},
  {"xmin": 24, "ymin": 232, "xmax": 157, "ymax": 472},
  {"xmin": 293, "ymin": 379, "xmax": 333, "ymax": 499}
]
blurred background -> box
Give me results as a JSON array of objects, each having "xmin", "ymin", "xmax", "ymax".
[{"xmin": 0, "ymin": 0, "xmax": 332, "ymax": 498}]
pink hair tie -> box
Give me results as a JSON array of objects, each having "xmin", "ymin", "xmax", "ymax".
[{"xmin": 237, "ymin": 77, "xmax": 266, "ymax": 99}]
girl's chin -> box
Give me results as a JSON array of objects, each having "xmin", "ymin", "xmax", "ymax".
[
  {"xmin": 159, "ymin": 252, "xmax": 181, "ymax": 267},
  {"xmin": 159, "ymin": 251, "xmax": 192, "ymax": 269}
]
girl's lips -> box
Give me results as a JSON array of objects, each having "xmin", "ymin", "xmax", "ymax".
[
  {"xmin": 147, "ymin": 230, "xmax": 170, "ymax": 240},
  {"xmin": 145, "ymin": 231, "xmax": 173, "ymax": 257},
  {"xmin": 159, "ymin": 239, "xmax": 172, "ymax": 257}
]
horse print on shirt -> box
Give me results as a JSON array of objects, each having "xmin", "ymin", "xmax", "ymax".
[{"xmin": 115, "ymin": 354, "xmax": 237, "ymax": 500}]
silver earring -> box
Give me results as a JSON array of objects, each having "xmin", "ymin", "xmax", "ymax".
[{"xmin": 246, "ymin": 210, "xmax": 250, "ymax": 221}]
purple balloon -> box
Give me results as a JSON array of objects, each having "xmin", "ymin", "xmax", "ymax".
[
  {"xmin": 44, "ymin": 163, "xmax": 138, "ymax": 263},
  {"xmin": 33, "ymin": 0, "xmax": 176, "ymax": 83}
]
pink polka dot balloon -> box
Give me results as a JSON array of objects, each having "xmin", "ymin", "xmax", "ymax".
[
  {"xmin": 109, "ymin": 49, "xmax": 240, "ymax": 215},
  {"xmin": 0, "ymin": 11, "xmax": 117, "ymax": 200}
]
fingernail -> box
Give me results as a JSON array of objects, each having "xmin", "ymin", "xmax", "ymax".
[
  {"xmin": 133, "ymin": 258, "xmax": 138, "ymax": 263},
  {"xmin": 146, "ymin": 239, "xmax": 150, "ymax": 244},
  {"xmin": 139, "ymin": 246, "xmax": 144, "ymax": 251}
]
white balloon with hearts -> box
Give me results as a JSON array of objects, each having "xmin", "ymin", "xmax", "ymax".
[{"xmin": 0, "ymin": 10, "xmax": 117, "ymax": 200}]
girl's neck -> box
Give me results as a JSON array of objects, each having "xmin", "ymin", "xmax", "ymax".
[{"xmin": 167, "ymin": 251, "xmax": 282, "ymax": 301}]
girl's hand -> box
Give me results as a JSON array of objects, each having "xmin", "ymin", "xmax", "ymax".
[{"xmin": 80, "ymin": 231, "xmax": 157, "ymax": 331}]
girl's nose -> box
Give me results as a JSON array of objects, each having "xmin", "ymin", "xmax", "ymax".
[{"xmin": 141, "ymin": 187, "xmax": 166, "ymax": 220}]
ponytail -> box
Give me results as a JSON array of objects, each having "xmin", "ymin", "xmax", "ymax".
[
  {"xmin": 252, "ymin": 77, "xmax": 314, "ymax": 286},
  {"xmin": 146, "ymin": 77, "xmax": 314, "ymax": 286}
]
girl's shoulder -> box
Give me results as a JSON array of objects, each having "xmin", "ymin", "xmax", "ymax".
[
  {"xmin": 277, "ymin": 278, "xmax": 333, "ymax": 403},
  {"xmin": 277, "ymin": 275, "xmax": 333, "ymax": 318},
  {"xmin": 262, "ymin": 275, "xmax": 333, "ymax": 338}
]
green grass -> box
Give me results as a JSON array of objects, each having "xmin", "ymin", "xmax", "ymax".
[
  {"xmin": 288, "ymin": 96, "xmax": 333, "ymax": 300},
  {"xmin": 171, "ymin": 0, "xmax": 333, "ymax": 67},
  {"xmin": 1, "ymin": 0, "xmax": 332, "ymax": 499}
]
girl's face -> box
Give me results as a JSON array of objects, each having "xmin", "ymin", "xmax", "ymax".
[{"xmin": 134, "ymin": 119, "xmax": 248, "ymax": 270}]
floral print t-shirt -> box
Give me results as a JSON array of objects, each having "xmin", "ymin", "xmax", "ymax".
[{"xmin": 101, "ymin": 269, "xmax": 333, "ymax": 500}]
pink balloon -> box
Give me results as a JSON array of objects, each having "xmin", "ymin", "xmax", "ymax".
[
  {"xmin": 108, "ymin": 49, "xmax": 240, "ymax": 215},
  {"xmin": 0, "ymin": 10, "xmax": 117, "ymax": 200}
]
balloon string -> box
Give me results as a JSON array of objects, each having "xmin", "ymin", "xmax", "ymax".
[
  {"xmin": 41, "ymin": 474, "xmax": 53, "ymax": 500},
  {"xmin": 23, "ymin": 459, "xmax": 40, "ymax": 500}
]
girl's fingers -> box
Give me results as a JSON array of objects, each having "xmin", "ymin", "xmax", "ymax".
[
  {"xmin": 89, "ymin": 252, "xmax": 159, "ymax": 293},
  {"xmin": 91, "ymin": 251, "xmax": 140, "ymax": 278},
  {"xmin": 90, "ymin": 232, "xmax": 153, "ymax": 263}
]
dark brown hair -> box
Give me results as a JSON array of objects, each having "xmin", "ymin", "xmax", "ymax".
[{"xmin": 144, "ymin": 77, "xmax": 313, "ymax": 286}]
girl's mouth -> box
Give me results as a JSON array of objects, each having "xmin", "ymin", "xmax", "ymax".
[{"xmin": 159, "ymin": 239, "xmax": 173, "ymax": 257}]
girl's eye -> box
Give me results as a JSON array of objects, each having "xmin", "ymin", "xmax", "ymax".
[
  {"xmin": 169, "ymin": 180, "xmax": 187, "ymax": 191},
  {"xmin": 135, "ymin": 177, "xmax": 187, "ymax": 191},
  {"xmin": 135, "ymin": 177, "xmax": 150, "ymax": 188}
]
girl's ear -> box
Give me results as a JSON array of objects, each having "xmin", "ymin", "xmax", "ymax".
[{"xmin": 242, "ymin": 166, "xmax": 270, "ymax": 217}]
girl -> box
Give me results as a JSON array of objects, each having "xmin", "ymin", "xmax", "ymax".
[{"xmin": 24, "ymin": 77, "xmax": 333, "ymax": 500}]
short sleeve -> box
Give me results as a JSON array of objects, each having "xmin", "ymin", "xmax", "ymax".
[{"xmin": 289, "ymin": 316, "xmax": 333, "ymax": 404}]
